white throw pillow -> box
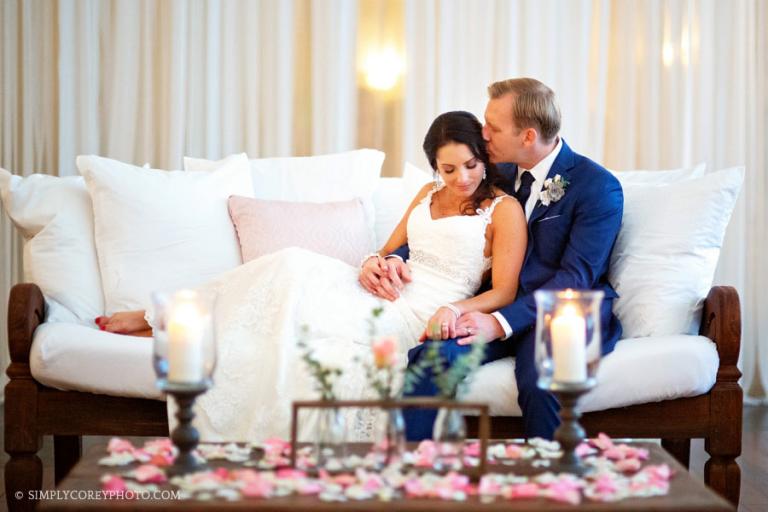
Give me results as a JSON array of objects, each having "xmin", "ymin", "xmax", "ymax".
[
  {"xmin": 610, "ymin": 163, "xmax": 706, "ymax": 185},
  {"xmin": 0, "ymin": 168, "xmax": 104, "ymax": 321},
  {"xmin": 609, "ymin": 166, "xmax": 744, "ymax": 338},
  {"xmin": 184, "ymin": 149, "xmax": 384, "ymax": 250},
  {"xmin": 76, "ymin": 153, "xmax": 253, "ymax": 314},
  {"xmin": 372, "ymin": 162, "xmax": 432, "ymax": 248}
]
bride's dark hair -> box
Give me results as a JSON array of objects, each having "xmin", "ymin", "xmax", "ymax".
[{"xmin": 422, "ymin": 111, "xmax": 505, "ymax": 215}]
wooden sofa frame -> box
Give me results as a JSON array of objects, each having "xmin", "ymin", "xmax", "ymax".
[{"xmin": 5, "ymin": 282, "xmax": 742, "ymax": 510}]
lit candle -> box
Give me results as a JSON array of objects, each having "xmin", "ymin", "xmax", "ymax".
[
  {"xmin": 550, "ymin": 303, "xmax": 587, "ymax": 383},
  {"xmin": 166, "ymin": 296, "xmax": 204, "ymax": 384}
]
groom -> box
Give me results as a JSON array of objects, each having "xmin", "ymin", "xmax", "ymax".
[{"xmin": 362, "ymin": 78, "xmax": 624, "ymax": 440}]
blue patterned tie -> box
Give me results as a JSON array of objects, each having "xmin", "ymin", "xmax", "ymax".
[{"xmin": 514, "ymin": 171, "xmax": 535, "ymax": 209}]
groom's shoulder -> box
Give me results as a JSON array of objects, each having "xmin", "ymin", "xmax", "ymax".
[
  {"xmin": 564, "ymin": 148, "xmax": 622, "ymax": 210},
  {"xmin": 568, "ymin": 150, "xmax": 621, "ymax": 190}
]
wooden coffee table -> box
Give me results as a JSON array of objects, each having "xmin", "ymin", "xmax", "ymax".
[{"xmin": 36, "ymin": 441, "xmax": 733, "ymax": 511}]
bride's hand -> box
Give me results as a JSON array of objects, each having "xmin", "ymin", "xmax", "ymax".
[
  {"xmin": 359, "ymin": 255, "xmax": 390, "ymax": 296},
  {"xmin": 421, "ymin": 307, "xmax": 459, "ymax": 341},
  {"xmin": 384, "ymin": 258, "xmax": 412, "ymax": 291}
]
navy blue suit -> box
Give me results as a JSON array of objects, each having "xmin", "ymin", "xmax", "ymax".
[{"xmin": 400, "ymin": 140, "xmax": 624, "ymax": 440}]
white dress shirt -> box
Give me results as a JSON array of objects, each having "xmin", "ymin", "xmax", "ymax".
[{"xmin": 491, "ymin": 138, "xmax": 563, "ymax": 339}]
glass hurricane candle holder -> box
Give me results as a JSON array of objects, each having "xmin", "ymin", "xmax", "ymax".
[
  {"xmin": 534, "ymin": 289, "xmax": 604, "ymax": 389},
  {"xmin": 534, "ymin": 288, "xmax": 603, "ymax": 476},
  {"xmin": 152, "ymin": 290, "xmax": 216, "ymax": 388},
  {"xmin": 152, "ymin": 289, "xmax": 216, "ymax": 476}
]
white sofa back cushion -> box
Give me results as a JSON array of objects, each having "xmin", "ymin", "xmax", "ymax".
[
  {"xmin": 184, "ymin": 149, "xmax": 385, "ymax": 251},
  {"xmin": 0, "ymin": 169, "xmax": 104, "ymax": 321},
  {"xmin": 76, "ymin": 153, "xmax": 253, "ymax": 314},
  {"xmin": 372, "ymin": 162, "xmax": 432, "ymax": 248},
  {"xmin": 609, "ymin": 166, "xmax": 744, "ymax": 338},
  {"xmin": 609, "ymin": 163, "xmax": 706, "ymax": 185}
]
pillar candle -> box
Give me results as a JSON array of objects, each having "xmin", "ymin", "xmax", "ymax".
[
  {"xmin": 551, "ymin": 304, "xmax": 587, "ymax": 383},
  {"xmin": 167, "ymin": 301, "xmax": 204, "ymax": 384}
]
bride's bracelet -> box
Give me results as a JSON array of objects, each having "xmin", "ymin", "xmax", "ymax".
[
  {"xmin": 360, "ymin": 252, "xmax": 382, "ymax": 269},
  {"xmin": 441, "ymin": 303, "xmax": 461, "ymax": 319}
]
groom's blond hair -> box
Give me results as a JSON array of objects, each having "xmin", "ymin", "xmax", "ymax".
[{"xmin": 488, "ymin": 78, "xmax": 561, "ymax": 143}]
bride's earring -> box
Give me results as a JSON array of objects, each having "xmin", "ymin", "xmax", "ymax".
[
  {"xmin": 482, "ymin": 169, "xmax": 487, "ymax": 181},
  {"xmin": 433, "ymin": 171, "xmax": 442, "ymax": 187}
]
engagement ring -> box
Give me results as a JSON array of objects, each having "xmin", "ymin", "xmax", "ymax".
[{"xmin": 466, "ymin": 327, "xmax": 473, "ymax": 335}]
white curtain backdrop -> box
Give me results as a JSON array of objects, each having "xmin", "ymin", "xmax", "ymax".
[{"xmin": 1, "ymin": 0, "xmax": 766, "ymax": 401}]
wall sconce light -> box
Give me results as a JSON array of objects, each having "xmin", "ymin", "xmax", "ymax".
[{"xmin": 363, "ymin": 47, "xmax": 404, "ymax": 91}]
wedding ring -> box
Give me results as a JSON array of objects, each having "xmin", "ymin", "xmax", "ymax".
[
  {"xmin": 441, "ymin": 322, "xmax": 448, "ymax": 327},
  {"xmin": 466, "ymin": 327, "xmax": 473, "ymax": 335}
]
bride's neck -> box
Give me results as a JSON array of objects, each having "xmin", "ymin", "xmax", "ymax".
[{"xmin": 437, "ymin": 188, "xmax": 466, "ymax": 212}]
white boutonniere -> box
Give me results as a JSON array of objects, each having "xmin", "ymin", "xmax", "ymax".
[{"xmin": 539, "ymin": 174, "xmax": 569, "ymax": 206}]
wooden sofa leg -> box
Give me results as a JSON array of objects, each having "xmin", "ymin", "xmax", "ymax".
[
  {"xmin": 54, "ymin": 435, "xmax": 82, "ymax": 484},
  {"xmin": 5, "ymin": 375, "xmax": 43, "ymax": 512},
  {"xmin": 704, "ymin": 381, "xmax": 742, "ymax": 505},
  {"xmin": 661, "ymin": 438, "xmax": 690, "ymax": 468}
]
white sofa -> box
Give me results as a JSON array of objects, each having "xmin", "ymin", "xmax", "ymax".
[{"xmin": 0, "ymin": 150, "xmax": 745, "ymax": 508}]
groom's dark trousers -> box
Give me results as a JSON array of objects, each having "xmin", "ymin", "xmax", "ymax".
[{"xmin": 400, "ymin": 139, "xmax": 624, "ymax": 441}]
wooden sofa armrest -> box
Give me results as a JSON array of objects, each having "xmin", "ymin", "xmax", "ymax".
[
  {"xmin": 7, "ymin": 283, "xmax": 45, "ymax": 372},
  {"xmin": 698, "ymin": 286, "xmax": 741, "ymax": 379}
]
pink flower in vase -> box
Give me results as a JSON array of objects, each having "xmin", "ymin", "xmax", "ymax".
[{"xmin": 372, "ymin": 336, "xmax": 398, "ymax": 369}]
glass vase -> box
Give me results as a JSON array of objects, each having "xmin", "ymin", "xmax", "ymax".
[
  {"xmin": 314, "ymin": 407, "xmax": 346, "ymax": 471},
  {"xmin": 432, "ymin": 407, "xmax": 466, "ymax": 471},
  {"xmin": 372, "ymin": 406, "xmax": 406, "ymax": 467}
]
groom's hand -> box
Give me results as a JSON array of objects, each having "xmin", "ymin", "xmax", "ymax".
[{"xmin": 455, "ymin": 312, "xmax": 505, "ymax": 345}]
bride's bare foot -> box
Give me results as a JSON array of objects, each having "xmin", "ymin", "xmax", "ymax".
[{"xmin": 96, "ymin": 311, "xmax": 151, "ymax": 335}]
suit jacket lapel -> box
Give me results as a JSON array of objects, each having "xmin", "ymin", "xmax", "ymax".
[{"xmin": 527, "ymin": 139, "xmax": 576, "ymax": 226}]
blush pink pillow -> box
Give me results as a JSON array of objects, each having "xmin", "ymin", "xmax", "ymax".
[{"xmin": 228, "ymin": 195, "xmax": 373, "ymax": 267}]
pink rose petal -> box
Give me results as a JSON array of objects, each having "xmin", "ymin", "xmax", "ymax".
[
  {"xmin": 615, "ymin": 458, "xmax": 642, "ymax": 473},
  {"xmin": 505, "ymin": 444, "xmax": 525, "ymax": 459},
  {"xmin": 102, "ymin": 474, "xmax": 127, "ymax": 494},
  {"xmin": 478, "ymin": 476, "xmax": 502, "ymax": 496},
  {"xmin": 505, "ymin": 482, "xmax": 539, "ymax": 499},
  {"xmin": 576, "ymin": 442, "xmax": 596, "ymax": 457},
  {"xmin": 276, "ymin": 468, "xmax": 307, "ymax": 479},
  {"xmin": 133, "ymin": 464, "xmax": 166, "ymax": 484},
  {"xmin": 242, "ymin": 479, "xmax": 274, "ymax": 498},
  {"xmin": 591, "ymin": 432, "xmax": 614, "ymax": 451},
  {"xmin": 333, "ymin": 474, "xmax": 357, "ymax": 487},
  {"xmin": 464, "ymin": 441, "xmax": 481, "ymax": 457},
  {"xmin": 107, "ymin": 438, "xmax": 135, "ymax": 454}
]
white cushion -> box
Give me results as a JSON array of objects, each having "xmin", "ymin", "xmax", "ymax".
[
  {"xmin": 185, "ymin": 149, "xmax": 385, "ymax": 250},
  {"xmin": 462, "ymin": 335, "xmax": 719, "ymax": 415},
  {"xmin": 31, "ymin": 322, "xmax": 716, "ymax": 414},
  {"xmin": 372, "ymin": 162, "xmax": 431, "ymax": 248},
  {"xmin": 30, "ymin": 322, "xmax": 162, "ymax": 399},
  {"xmin": 609, "ymin": 162, "xmax": 706, "ymax": 185},
  {"xmin": 609, "ymin": 167, "xmax": 744, "ymax": 338},
  {"xmin": 0, "ymin": 169, "xmax": 104, "ymax": 321},
  {"xmin": 76, "ymin": 153, "xmax": 253, "ymax": 314}
]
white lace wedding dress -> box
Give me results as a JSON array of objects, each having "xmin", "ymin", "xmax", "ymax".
[{"xmin": 181, "ymin": 188, "xmax": 509, "ymax": 442}]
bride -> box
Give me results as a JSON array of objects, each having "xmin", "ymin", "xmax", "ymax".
[{"xmin": 98, "ymin": 111, "xmax": 527, "ymax": 442}]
